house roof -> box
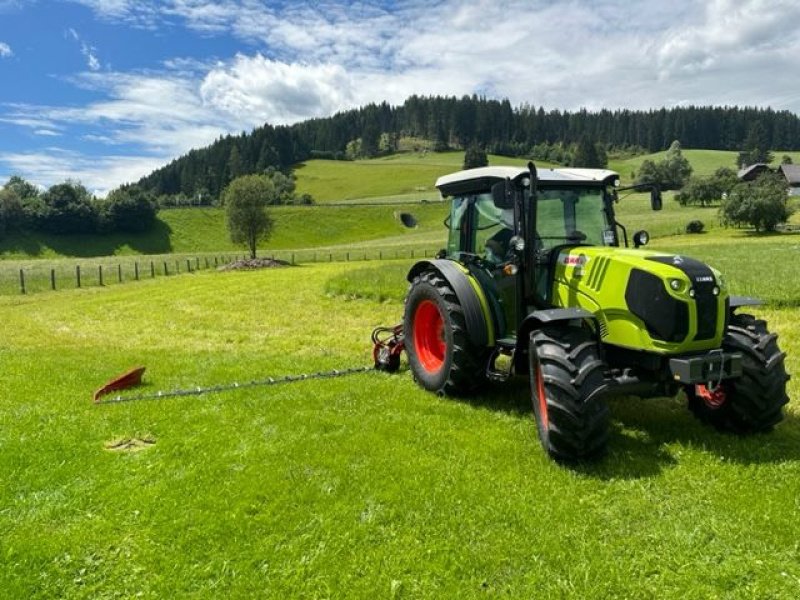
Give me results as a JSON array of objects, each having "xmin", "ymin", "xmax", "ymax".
[
  {"xmin": 737, "ymin": 163, "xmax": 771, "ymax": 180},
  {"xmin": 779, "ymin": 164, "xmax": 800, "ymax": 185}
]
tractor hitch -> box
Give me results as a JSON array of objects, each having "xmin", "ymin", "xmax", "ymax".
[
  {"xmin": 668, "ymin": 350, "xmax": 742, "ymax": 385},
  {"xmin": 372, "ymin": 324, "xmax": 404, "ymax": 373}
]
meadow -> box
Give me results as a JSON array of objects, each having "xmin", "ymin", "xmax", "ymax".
[
  {"xmin": 2, "ymin": 250, "xmax": 799, "ymax": 598},
  {"xmin": 2, "ymin": 148, "xmax": 800, "ymax": 597}
]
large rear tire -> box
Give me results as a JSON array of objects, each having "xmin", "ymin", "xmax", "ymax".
[
  {"xmin": 529, "ymin": 325, "xmax": 609, "ymax": 461},
  {"xmin": 686, "ymin": 313, "xmax": 789, "ymax": 433},
  {"xmin": 404, "ymin": 270, "xmax": 487, "ymax": 394}
]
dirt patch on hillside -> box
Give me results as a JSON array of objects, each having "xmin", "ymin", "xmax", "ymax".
[{"xmin": 218, "ymin": 258, "xmax": 292, "ymax": 271}]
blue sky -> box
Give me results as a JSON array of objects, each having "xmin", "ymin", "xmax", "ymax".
[{"xmin": 1, "ymin": 0, "xmax": 799, "ymax": 195}]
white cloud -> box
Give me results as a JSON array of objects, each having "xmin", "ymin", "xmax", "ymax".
[
  {"xmin": 200, "ymin": 54, "xmax": 356, "ymax": 125},
  {"xmin": 6, "ymin": 0, "xmax": 800, "ymax": 193},
  {"xmin": 0, "ymin": 41, "xmax": 12, "ymax": 57},
  {"xmin": 66, "ymin": 27, "xmax": 103, "ymax": 71},
  {"xmin": 0, "ymin": 149, "xmax": 166, "ymax": 196}
]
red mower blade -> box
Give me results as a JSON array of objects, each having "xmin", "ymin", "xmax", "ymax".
[{"xmin": 93, "ymin": 366, "xmax": 146, "ymax": 403}]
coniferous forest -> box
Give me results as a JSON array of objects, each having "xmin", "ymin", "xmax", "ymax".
[{"xmin": 137, "ymin": 95, "xmax": 800, "ymax": 200}]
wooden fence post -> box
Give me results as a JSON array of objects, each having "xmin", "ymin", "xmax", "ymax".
[
  {"xmin": 163, "ymin": 261, "xmax": 168, "ymax": 276},
  {"xmin": 99, "ymin": 265, "xmax": 104, "ymax": 286},
  {"xmin": 186, "ymin": 259, "xmax": 191, "ymax": 273},
  {"xmin": 134, "ymin": 262, "xmax": 139, "ymax": 280},
  {"xmin": 19, "ymin": 269, "xmax": 25, "ymax": 294},
  {"xmin": 150, "ymin": 261, "xmax": 155, "ymax": 278},
  {"xmin": 76, "ymin": 265, "xmax": 81, "ymax": 288},
  {"xmin": 51, "ymin": 269, "xmax": 56, "ymax": 291},
  {"xmin": 118, "ymin": 264, "xmax": 122, "ymax": 283}
]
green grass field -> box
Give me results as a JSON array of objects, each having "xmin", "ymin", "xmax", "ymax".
[
  {"xmin": 2, "ymin": 241, "xmax": 799, "ymax": 597},
  {"xmin": 294, "ymin": 151, "xmax": 537, "ymax": 203}
]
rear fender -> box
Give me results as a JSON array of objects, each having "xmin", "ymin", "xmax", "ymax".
[{"xmin": 407, "ymin": 260, "xmax": 494, "ymax": 347}]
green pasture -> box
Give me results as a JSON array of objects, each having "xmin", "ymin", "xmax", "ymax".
[
  {"xmin": 294, "ymin": 152, "xmax": 536, "ymax": 203},
  {"xmin": 2, "ymin": 238, "xmax": 799, "ymax": 597}
]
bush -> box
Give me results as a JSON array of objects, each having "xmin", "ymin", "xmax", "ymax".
[
  {"xmin": 636, "ymin": 140, "xmax": 692, "ymax": 190},
  {"xmin": 102, "ymin": 184, "xmax": 159, "ymax": 232},
  {"xmin": 685, "ymin": 220, "xmax": 705, "ymax": 234},
  {"xmin": 720, "ymin": 173, "xmax": 793, "ymax": 232},
  {"xmin": 36, "ymin": 181, "xmax": 98, "ymax": 234},
  {"xmin": 463, "ymin": 142, "xmax": 488, "ymax": 169},
  {"xmin": 674, "ymin": 167, "xmax": 738, "ymax": 206}
]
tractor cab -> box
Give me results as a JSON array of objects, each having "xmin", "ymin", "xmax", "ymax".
[{"xmin": 437, "ymin": 165, "xmax": 627, "ymax": 319}]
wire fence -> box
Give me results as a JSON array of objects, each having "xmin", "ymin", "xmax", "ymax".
[{"xmin": 0, "ymin": 245, "xmax": 440, "ymax": 296}]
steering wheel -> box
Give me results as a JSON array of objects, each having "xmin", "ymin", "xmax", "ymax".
[{"xmin": 566, "ymin": 230, "xmax": 587, "ymax": 242}]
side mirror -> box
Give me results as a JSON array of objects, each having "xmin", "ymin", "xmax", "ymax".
[
  {"xmin": 491, "ymin": 180, "xmax": 514, "ymax": 209},
  {"xmin": 650, "ymin": 187, "xmax": 663, "ymax": 211},
  {"xmin": 633, "ymin": 230, "xmax": 650, "ymax": 248}
]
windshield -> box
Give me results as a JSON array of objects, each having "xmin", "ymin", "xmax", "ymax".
[{"xmin": 534, "ymin": 185, "xmax": 612, "ymax": 251}]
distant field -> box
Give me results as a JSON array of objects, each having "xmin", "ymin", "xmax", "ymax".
[
  {"xmin": 295, "ymin": 151, "xmax": 536, "ymax": 203},
  {"xmin": 609, "ymin": 149, "xmax": 800, "ymax": 184}
]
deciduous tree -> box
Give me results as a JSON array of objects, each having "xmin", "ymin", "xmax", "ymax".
[
  {"xmin": 720, "ymin": 173, "xmax": 792, "ymax": 232},
  {"xmin": 222, "ymin": 174, "xmax": 276, "ymax": 258}
]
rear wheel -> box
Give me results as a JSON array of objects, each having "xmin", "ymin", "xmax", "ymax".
[
  {"xmin": 686, "ymin": 313, "xmax": 789, "ymax": 433},
  {"xmin": 404, "ymin": 270, "xmax": 487, "ymax": 394},
  {"xmin": 529, "ymin": 325, "xmax": 609, "ymax": 461}
]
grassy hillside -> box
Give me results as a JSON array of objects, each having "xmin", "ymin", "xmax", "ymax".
[
  {"xmin": 2, "ymin": 243, "xmax": 799, "ymax": 597},
  {"xmin": 294, "ymin": 151, "xmax": 537, "ymax": 203},
  {"xmin": 0, "ymin": 203, "xmax": 450, "ymax": 259}
]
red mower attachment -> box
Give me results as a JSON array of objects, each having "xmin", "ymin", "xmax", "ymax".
[
  {"xmin": 371, "ymin": 324, "xmax": 404, "ymax": 373},
  {"xmin": 93, "ymin": 366, "xmax": 146, "ymax": 403}
]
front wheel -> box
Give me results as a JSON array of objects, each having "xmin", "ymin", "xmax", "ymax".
[
  {"xmin": 404, "ymin": 270, "xmax": 487, "ymax": 394},
  {"xmin": 686, "ymin": 313, "xmax": 790, "ymax": 433},
  {"xmin": 529, "ymin": 325, "xmax": 609, "ymax": 461}
]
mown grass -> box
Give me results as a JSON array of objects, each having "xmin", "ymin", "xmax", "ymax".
[
  {"xmin": 2, "ymin": 254, "xmax": 799, "ymax": 598},
  {"xmin": 294, "ymin": 152, "xmax": 536, "ymax": 203}
]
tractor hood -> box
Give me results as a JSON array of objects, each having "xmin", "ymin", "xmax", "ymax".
[{"xmin": 550, "ymin": 246, "xmax": 727, "ymax": 353}]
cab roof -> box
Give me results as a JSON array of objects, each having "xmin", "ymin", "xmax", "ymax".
[{"xmin": 435, "ymin": 166, "xmax": 619, "ymax": 197}]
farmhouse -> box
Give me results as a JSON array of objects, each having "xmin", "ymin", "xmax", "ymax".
[{"xmin": 778, "ymin": 164, "xmax": 800, "ymax": 196}]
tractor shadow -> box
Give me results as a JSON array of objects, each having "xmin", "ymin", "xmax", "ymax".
[{"xmin": 464, "ymin": 379, "xmax": 800, "ymax": 480}]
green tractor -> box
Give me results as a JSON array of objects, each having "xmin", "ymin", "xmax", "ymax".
[{"xmin": 402, "ymin": 163, "xmax": 790, "ymax": 461}]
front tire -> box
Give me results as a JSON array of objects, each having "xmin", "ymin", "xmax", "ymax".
[
  {"xmin": 404, "ymin": 270, "xmax": 487, "ymax": 394},
  {"xmin": 687, "ymin": 313, "xmax": 789, "ymax": 433},
  {"xmin": 529, "ymin": 325, "xmax": 609, "ymax": 461}
]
